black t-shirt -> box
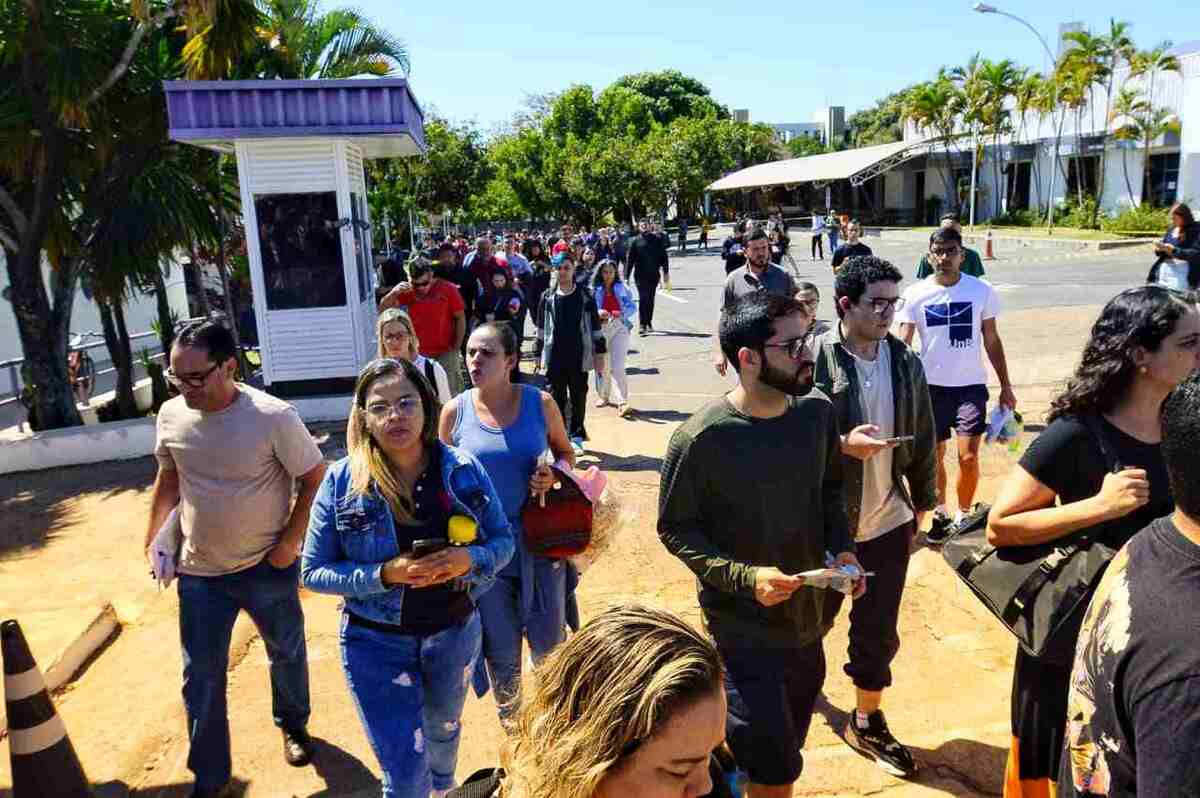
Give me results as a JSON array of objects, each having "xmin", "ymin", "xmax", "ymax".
[
  {"xmin": 439, "ymin": 264, "xmax": 480, "ymax": 320},
  {"xmin": 1018, "ymin": 414, "xmax": 1173, "ymax": 550},
  {"xmin": 1059, "ymin": 516, "xmax": 1200, "ymax": 797},
  {"xmin": 546, "ymin": 289, "xmax": 585, "ymax": 377},
  {"xmin": 831, "ymin": 242, "xmax": 873, "ymax": 270}
]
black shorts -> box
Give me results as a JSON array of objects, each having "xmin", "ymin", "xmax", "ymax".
[
  {"xmin": 721, "ymin": 638, "xmax": 826, "ymax": 786},
  {"xmin": 929, "ymin": 384, "xmax": 988, "ymax": 442}
]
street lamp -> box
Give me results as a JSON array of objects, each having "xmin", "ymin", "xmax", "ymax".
[{"xmin": 973, "ymin": 3, "xmax": 1060, "ymax": 230}]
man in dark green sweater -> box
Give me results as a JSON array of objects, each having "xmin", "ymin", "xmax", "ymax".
[{"xmin": 658, "ymin": 291, "xmax": 865, "ymax": 798}]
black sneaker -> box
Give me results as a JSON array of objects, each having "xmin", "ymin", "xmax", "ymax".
[
  {"xmin": 282, "ymin": 727, "xmax": 314, "ymax": 767},
  {"xmin": 844, "ymin": 711, "xmax": 917, "ymax": 778},
  {"xmin": 924, "ymin": 508, "xmax": 954, "ymax": 546}
]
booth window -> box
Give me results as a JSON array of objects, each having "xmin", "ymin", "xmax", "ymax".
[{"xmin": 254, "ymin": 192, "xmax": 348, "ymax": 310}]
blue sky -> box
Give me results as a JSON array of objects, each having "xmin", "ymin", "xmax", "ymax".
[{"xmin": 353, "ymin": 0, "xmax": 1188, "ymax": 132}]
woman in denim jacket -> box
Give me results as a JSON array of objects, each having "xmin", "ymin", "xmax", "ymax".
[
  {"xmin": 302, "ymin": 358, "xmax": 514, "ymax": 798},
  {"xmin": 591, "ymin": 259, "xmax": 638, "ymax": 417}
]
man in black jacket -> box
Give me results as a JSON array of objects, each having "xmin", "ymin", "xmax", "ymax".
[{"xmin": 624, "ymin": 218, "xmax": 670, "ymax": 336}]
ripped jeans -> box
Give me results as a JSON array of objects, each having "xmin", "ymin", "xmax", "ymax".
[{"xmin": 340, "ymin": 611, "xmax": 481, "ymax": 798}]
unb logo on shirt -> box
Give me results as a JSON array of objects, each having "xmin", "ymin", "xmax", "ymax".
[{"xmin": 925, "ymin": 302, "xmax": 973, "ymax": 348}]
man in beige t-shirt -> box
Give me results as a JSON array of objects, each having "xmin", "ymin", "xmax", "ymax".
[{"xmin": 145, "ymin": 322, "xmax": 326, "ymax": 798}]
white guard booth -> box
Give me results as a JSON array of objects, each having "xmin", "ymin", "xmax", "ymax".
[{"xmin": 165, "ymin": 78, "xmax": 425, "ymax": 396}]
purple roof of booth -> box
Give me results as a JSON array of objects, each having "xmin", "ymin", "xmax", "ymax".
[{"xmin": 164, "ymin": 79, "xmax": 425, "ymax": 152}]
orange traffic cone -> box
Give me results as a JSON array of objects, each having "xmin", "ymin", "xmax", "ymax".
[
  {"xmin": 2, "ymin": 619, "xmax": 92, "ymax": 797},
  {"xmin": 984, "ymin": 227, "xmax": 995, "ymax": 260}
]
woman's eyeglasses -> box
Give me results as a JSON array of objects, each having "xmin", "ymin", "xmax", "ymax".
[{"xmin": 364, "ymin": 397, "xmax": 421, "ymax": 419}]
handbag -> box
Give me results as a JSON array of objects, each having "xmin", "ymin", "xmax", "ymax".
[
  {"xmin": 520, "ymin": 464, "xmax": 593, "ymax": 559},
  {"xmin": 940, "ymin": 414, "xmax": 1122, "ymax": 666}
]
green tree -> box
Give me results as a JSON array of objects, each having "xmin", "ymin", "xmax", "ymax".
[
  {"xmin": 786, "ymin": 136, "xmax": 830, "ymax": 158},
  {"xmin": 246, "ymin": 0, "xmax": 408, "ymax": 79},
  {"xmin": 1128, "ymin": 43, "xmax": 1181, "ymax": 205},
  {"xmin": 846, "ymin": 89, "xmax": 910, "ymax": 147},
  {"xmin": 603, "ymin": 70, "xmax": 728, "ymax": 126},
  {"xmin": 901, "ymin": 76, "xmax": 965, "ymax": 206},
  {"xmin": 1109, "ymin": 86, "xmax": 1148, "ymax": 205}
]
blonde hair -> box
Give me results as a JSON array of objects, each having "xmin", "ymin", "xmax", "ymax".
[
  {"xmin": 346, "ymin": 358, "xmax": 441, "ymax": 523},
  {"xmin": 500, "ymin": 605, "xmax": 723, "ymax": 798},
  {"xmin": 377, "ymin": 308, "xmax": 420, "ymax": 360}
]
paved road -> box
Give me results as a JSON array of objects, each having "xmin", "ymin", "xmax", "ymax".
[{"xmin": 601, "ymin": 235, "xmax": 1151, "ymax": 418}]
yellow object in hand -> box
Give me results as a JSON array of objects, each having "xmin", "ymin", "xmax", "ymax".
[{"xmin": 448, "ymin": 515, "xmax": 478, "ymax": 545}]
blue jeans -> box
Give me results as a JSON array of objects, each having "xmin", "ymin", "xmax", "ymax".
[
  {"xmin": 178, "ymin": 558, "xmax": 310, "ymax": 793},
  {"xmin": 340, "ymin": 611, "xmax": 481, "ymax": 798},
  {"xmin": 477, "ymin": 551, "xmax": 567, "ymax": 720},
  {"xmin": 828, "ymin": 230, "xmax": 839, "ymax": 251}
]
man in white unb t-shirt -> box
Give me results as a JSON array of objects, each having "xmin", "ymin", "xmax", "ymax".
[
  {"xmin": 897, "ymin": 228, "xmax": 1017, "ymax": 540},
  {"xmin": 814, "ymin": 255, "xmax": 938, "ymax": 779}
]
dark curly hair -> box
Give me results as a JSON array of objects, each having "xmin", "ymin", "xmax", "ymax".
[
  {"xmin": 833, "ymin": 256, "xmax": 903, "ymax": 318},
  {"xmin": 1047, "ymin": 285, "xmax": 1197, "ymax": 423}
]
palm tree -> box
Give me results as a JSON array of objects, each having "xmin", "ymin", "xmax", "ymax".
[
  {"xmin": 247, "ymin": 0, "xmax": 408, "ymax": 79},
  {"xmin": 1010, "ymin": 70, "xmax": 1040, "ymax": 209},
  {"xmin": 1093, "ymin": 21, "xmax": 1134, "ymax": 221},
  {"xmin": 1128, "ymin": 43, "xmax": 1182, "ymax": 205},
  {"xmin": 976, "ymin": 59, "xmax": 1021, "ymax": 218},
  {"xmin": 901, "ymin": 77, "xmax": 965, "ymax": 210},
  {"xmin": 1109, "ymin": 86, "xmax": 1147, "ymax": 206}
]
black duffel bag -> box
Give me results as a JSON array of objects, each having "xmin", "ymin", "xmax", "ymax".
[{"xmin": 940, "ymin": 414, "xmax": 1121, "ymax": 667}]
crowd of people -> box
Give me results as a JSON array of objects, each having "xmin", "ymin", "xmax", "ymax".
[{"xmin": 142, "ymin": 202, "xmax": 1200, "ymax": 798}]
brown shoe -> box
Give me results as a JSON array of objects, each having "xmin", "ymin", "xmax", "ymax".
[{"xmin": 282, "ymin": 727, "xmax": 314, "ymax": 767}]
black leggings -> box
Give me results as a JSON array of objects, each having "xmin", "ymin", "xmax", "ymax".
[
  {"xmin": 549, "ymin": 369, "xmax": 589, "ymax": 440},
  {"xmin": 811, "ymin": 235, "xmax": 824, "ymax": 259},
  {"xmin": 636, "ymin": 280, "xmax": 658, "ymax": 329}
]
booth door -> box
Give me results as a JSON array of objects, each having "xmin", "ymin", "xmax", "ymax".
[
  {"xmin": 349, "ymin": 192, "xmax": 378, "ymax": 363},
  {"xmin": 252, "ymin": 191, "xmax": 358, "ymax": 383}
]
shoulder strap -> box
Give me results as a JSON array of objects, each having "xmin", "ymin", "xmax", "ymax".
[
  {"xmin": 424, "ymin": 358, "xmax": 437, "ymax": 388},
  {"xmin": 1078, "ymin": 413, "xmax": 1121, "ymax": 475}
]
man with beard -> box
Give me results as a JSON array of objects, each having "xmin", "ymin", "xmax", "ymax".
[
  {"xmin": 659, "ymin": 291, "xmax": 865, "ymax": 798},
  {"xmin": 713, "ymin": 228, "xmax": 798, "ymax": 377},
  {"xmin": 812, "ymin": 256, "xmax": 937, "ymax": 780}
]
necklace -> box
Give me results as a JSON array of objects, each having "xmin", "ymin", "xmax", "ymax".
[{"xmin": 858, "ymin": 357, "xmax": 881, "ymax": 389}]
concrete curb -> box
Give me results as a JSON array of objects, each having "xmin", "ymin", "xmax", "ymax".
[
  {"xmin": 876, "ymin": 228, "xmax": 1156, "ymax": 252},
  {"xmin": 0, "ymin": 603, "xmax": 119, "ymax": 737}
]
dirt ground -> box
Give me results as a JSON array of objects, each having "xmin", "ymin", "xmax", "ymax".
[{"xmin": 0, "ymin": 305, "xmax": 1103, "ymax": 798}]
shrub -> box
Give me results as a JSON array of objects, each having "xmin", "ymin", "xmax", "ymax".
[
  {"xmin": 1101, "ymin": 204, "xmax": 1170, "ymax": 235},
  {"xmin": 1056, "ymin": 196, "xmax": 1102, "ymax": 230},
  {"xmin": 988, "ymin": 208, "xmax": 1043, "ymax": 227}
]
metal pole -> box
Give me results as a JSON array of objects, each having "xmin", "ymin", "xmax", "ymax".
[
  {"xmin": 969, "ymin": 131, "xmax": 979, "ymax": 228},
  {"xmin": 383, "ymin": 211, "xmax": 392, "ymax": 258}
]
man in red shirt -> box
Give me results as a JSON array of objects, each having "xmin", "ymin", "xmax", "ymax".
[{"xmin": 380, "ymin": 258, "xmax": 467, "ymax": 395}]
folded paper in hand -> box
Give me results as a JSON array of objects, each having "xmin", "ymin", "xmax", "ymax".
[{"xmin": 150, "ymin": 507, "xmax": 182, "ymax": 589}]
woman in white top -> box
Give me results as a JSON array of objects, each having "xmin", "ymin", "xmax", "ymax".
[
  {"xmin": 810, "ymin": 209, "xmax": 827, "ymax": 260},
  {"xmin": 376, "ymin": 308, "xmax": 453, "ymax": 402}
]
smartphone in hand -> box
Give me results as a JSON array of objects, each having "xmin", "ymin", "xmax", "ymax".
[
  {"xmin": 883, "ymin": 435, "xmax": 915, "ymax": 444},
  {"xmin": 411, "ymin": 538, "xmax": 448, "ymax": 559}
]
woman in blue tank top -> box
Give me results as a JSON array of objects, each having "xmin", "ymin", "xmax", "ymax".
[{"xmin": 438, "ymin": 321, "xmax": 576, "ymax": 723}]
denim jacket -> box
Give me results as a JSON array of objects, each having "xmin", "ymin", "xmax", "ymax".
[
  {"xmin": 592, "ymin": 281, "xmax": 638, "ymax": 331},
  {"xmin": 812, "ymin": 323, "xmax": 938, "ymax": 533},
  {"xmin": 301, "ymin": 442, "xmax": 515, "ymax": 625}
]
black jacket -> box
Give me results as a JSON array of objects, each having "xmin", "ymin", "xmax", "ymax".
[{"xmin": 625, "ymin": 233, "xmax": 670, "ymax": 284}]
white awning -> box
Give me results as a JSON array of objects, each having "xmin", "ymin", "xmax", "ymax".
[{"xmin": 707, "ymin": 139, "xmax": 932, "ymax": 192}]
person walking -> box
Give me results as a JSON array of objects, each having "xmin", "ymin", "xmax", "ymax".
[
  {"xmin": 377, "ymin": 308, "xmax": 452, "ymax": 402},
  {"xmin": 915, "ymin": 214, "xmax": 986, "ymax": 279},
  {"xmin": 826, "ymin": 209, "xmax": 841, "ymax": 252},
  {"xmin": 811, "ymin": 210, "xmax": 827, "ymax": 260},
  {"xmin": 712, "ymin": 228, "xmax": 798, "ymax": 377},
  {"xmin": 592, "ymin": 259, "xmax": 637, "ymax": 417},
  {"xmin": 439, "ymin": 321, "xmax": 577, "ymax": 725},
  {"xmin": 700, "ymin": 216, "xmax": 712, "ymax": 250},
  {"xmin": 534, "ymin": 255, "xmax": 606, "ymax": 452},
  {"xmin": 381, "ymin": 258, "xmax": 469, "ymax": 396},
  {"xmin": 660, "ymin": 291, "xmax": 864, "ymax": 798},
  {"xmin": 145, "ymin": 321, "xmax": 327, "ymax": 798},
  {"xmin": 625, "ymin": 218, "xmax": 670, "ymax": 335},
  {"xmin": 678, "ymin": 216, "xmax": 689, "ymax": 253},
  {"xmin": 1059, "ymin": 372, "xmax": 1200, "ymax": 798},
  {"xmin": 813, "ymin": 256, "xmax": 938, "ymax": 780},
  {"xmin": 1146, "ymin": 202, "xmax": 1200, "ymax": 290},
  {"xmin": 722, "ymin": 220, "xmax": 749, "ymax": 275},
  {"xmin": 897, "ymin": 228, "xmax": 1017, "ymax": 541},
  {"xmin": 301, "ymin": 358, "xmax": 514, "ymax": 798},
  {"xmin": 986, "ymin": 285, "xmax": 1197, "ymax": 798},
  {"xmin": 830, "ymin": 220, "xmax": 872, "ymax": 273}
]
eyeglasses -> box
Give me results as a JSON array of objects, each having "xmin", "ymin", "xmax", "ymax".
[
  {"xmin": 762, "ymin": 329, "xmax": 816, "ymax": 360},
  {"xmin": 930, "ymin": 246, "xmax": 961, "ymax": 257},
  {"xmin": 165, "ymin": 363, "xmax": 220, "ymax": 389},
  {"xmin": 862, "ymin": 297, "xmax": 906, "ymax": 314},
  {"xmin": 364, "ymin": 397, "xmax": 422, "ymax": 419},
  {"xmin": 796, "ymin": 298, "xmax": 820, "ymax": 310},
  {"xmin": 383, "ymin": 332, "xmax": 411, "ymax": 343}
]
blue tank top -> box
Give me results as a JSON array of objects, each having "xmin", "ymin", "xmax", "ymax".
[{"xmin": 452, "ymin": 385, "xmax": 547, "ymax": 520}]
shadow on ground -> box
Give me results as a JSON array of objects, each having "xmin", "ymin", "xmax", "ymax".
[
  {"xmin": 305, "ymin": 736, "xmax": 380, "ymax": 797},
  {"xmin": 0, "ymin": 455, "xmax": 157, "ymax": 558},
  {"xmin": 583, "ymin": 450, "xmax": 664, "ymax": 474},
  {"xmin": 629, "ymin": 409, "xmax": 692, "ymax": 425}
]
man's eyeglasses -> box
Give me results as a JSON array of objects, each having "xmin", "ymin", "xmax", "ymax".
[
  {"xmin": 165, "ymin": 363, "xmax": 220, "ymax": 389},
  {"xmin": 861, "ymin": 297, "xmax": 906, "ymax": 314},
  {"xmin": 364, "ymin": 397, "xmax": 421, "ymax": 419},
  {"xmin": 412, "ymin": 279, "xmax": 433, "ymax": 290},
  {"xmin": 762, "ymin": 329, "xmax": 816, "ymax": 360},
  {"xmin": 930, "ymin": 246, "xmax": 961, "ymax": 257}
]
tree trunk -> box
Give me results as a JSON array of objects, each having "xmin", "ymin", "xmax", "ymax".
[
  {"xmin": 152, "ymin": 265, "xmax": 175, "ymax": 356},
  {"xmin": 214, "ymin": 218, "xmax": 251, "ymax": 380},
  {"xmin": 188, "ymin": 247, "xmax": 212, "ymax": 318},
  {"xmin": 97, "ymin": 296, "xmax": 139, "ymax": 420},
  {"xmin": 1121, "ymin": 146, "xmax": 1135, "ymax": 208}
]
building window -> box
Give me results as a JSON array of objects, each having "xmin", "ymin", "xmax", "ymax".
[
  {"xmin": 1146, "ymin": 152, "xmax": 1180, "ymax": 208},
  {"xmin": 254, "ymin": 192, "xmax": 348, "ymax": 311},
  {"xmin": 1065, "ymin": 156, "xmax": 1099, "ymax": 200}
]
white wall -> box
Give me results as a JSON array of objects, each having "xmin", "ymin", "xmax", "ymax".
[{"xmin": 0, "ymin": 257, "xmax": 188, "ymax": 396}]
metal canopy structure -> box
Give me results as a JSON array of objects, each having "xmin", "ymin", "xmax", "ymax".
[
  {"xmin": 165, "ymin": 78, "xmax": 426, "ymax": 158},
  {"xmin": 707, "ymin": 139, "xmax": 933, "ymax": 192}
]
